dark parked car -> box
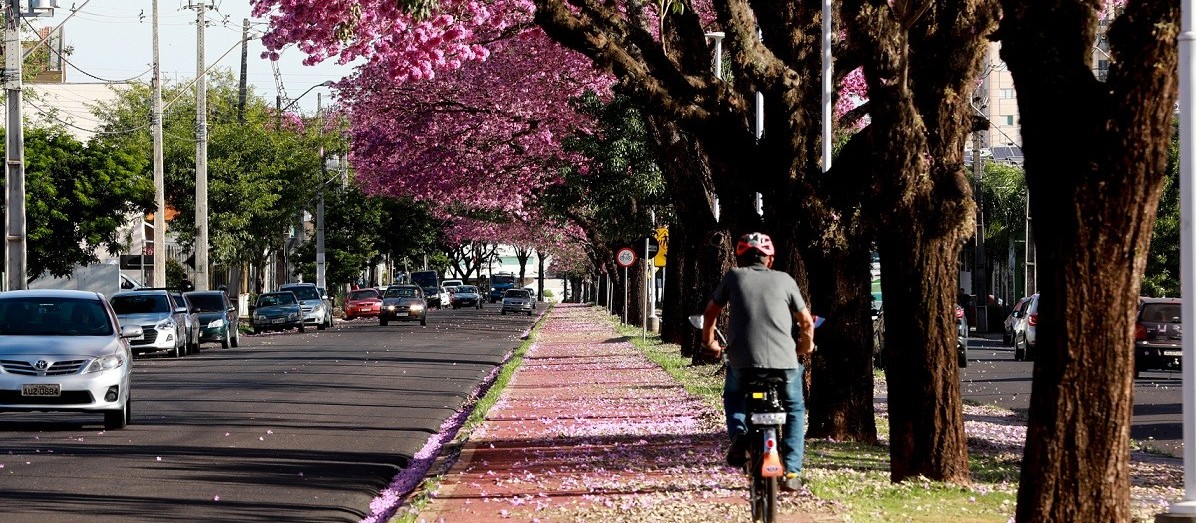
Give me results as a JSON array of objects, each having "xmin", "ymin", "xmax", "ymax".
[
  {"xmin": 451, "ymin": 285, "xmax": 484, "ymax": 309},
  {"xmin": 185, "ymin": 290, "xmax": 240, "ymax": 349},
  {"xmin": 1135, "ymin": 297, "xmax": 1182, "ymax": 378},
  {"xmin": 252, "ymin": 292, "xmax": 305, "ymax": 334},
  {"xmin": 380, "ymin": 285, "xmax": 427, "ymax": 326}
]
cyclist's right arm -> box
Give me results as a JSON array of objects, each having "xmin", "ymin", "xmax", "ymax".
[{"xmin": 793, "ymin": 308, "xmax": 814, "ymax": 356}]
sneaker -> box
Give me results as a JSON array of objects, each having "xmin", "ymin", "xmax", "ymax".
[
  {"xmin": 725, "ymin": 433, "xmax": 748, "ymax": 467},
  {"xmin": 779, "ymin": 472, "xmax": 804, "ymax": 492}
]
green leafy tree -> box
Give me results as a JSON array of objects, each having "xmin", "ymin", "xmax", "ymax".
[
  {"xmin": 1142, "ymin": 127, "xmax": 1179, "ymax": 298},
  {"xmin": 290, "ymin": 186, "xmax": 386, "ymax": 287},
  {"xmin": 12, "ymin": 126, "xmax": 153, "ymax": 280},
  {"xmin": 90, "ymin": 71, "xmax": 329, "ymax": 289}
]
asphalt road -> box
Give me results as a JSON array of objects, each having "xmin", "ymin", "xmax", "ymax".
[
  {"xmin": 0, "ymin": 304, "xmax": 539, "ymax": 523},
  {"xmin": 961, "ymin": 333, "xmax": 1184, "ymax": 457}
]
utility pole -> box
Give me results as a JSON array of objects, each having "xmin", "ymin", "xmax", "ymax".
[
  {"xmin": 4, "ymin": 0, "xmax": 25, "ymax": 290},
  {"xmin": 237, "ymin": 18, "xmax": 248, "ymax": 123},
  {"xmin": 972, "ymin": 98, "xmax": 987, "ymax": 332},
  {"xmin": 191, "ymin": 0, "xmax": 209, "ymax": 290},
  {"xmin": 316, "ymin": 93, "xmax": 326, "ymax": 293},
  {"xmin": 152, "ymin": 0, "xmax": 165, "ymax": 287}
]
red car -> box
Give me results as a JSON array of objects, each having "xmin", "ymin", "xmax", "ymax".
[{"xmin": 343, "ymin": 288, "xmax": 382, "ymax": 320}]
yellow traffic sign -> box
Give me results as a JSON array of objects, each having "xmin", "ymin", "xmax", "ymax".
[{"xmin": 654, "ymin": 227, "xmax": 668, "ymax": 266}]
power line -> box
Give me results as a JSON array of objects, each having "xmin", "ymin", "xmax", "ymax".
[{"xmin": 22, "ymin": 18, "xmax": 151, "ymax": 83}]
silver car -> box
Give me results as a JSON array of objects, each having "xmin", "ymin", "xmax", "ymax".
[
  {"xmin": 0, "ymin": 289, "xmax": 142, "ymax": 429},
  {"xmin": 278, "ymin": 283, "xmax": 334, "ymax": 330},
  {"xmin": 110, "ymin": 289, "xmax": 189, "ymax": 358},
  {"xmin": 1012, "ymin": 293, "xmax": 1040, "ymax": 361},
  {"xmin": 501, "ymin": 289, "xmax": 534, "ymax": 316}
]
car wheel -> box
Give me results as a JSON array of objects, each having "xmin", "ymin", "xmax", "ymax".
[
  {"xmin": 221, "ymin": 328, "xmax": 231, "ymax": 349},
  {"xmin": 344, "ymin": 315, "xmax": 354, "ymax": 321},
  {"xmin": 421, "ymin": 314, "xmax": 427, "ymax": 326},
  {"xmin": 1014, "ymin": 335, "xmax": 1025, "ymax": 361},
  {"xmin": 502, "ymin": 310, "xmax": 507, "ymax": 315},
  {"xmin": 380, "ymin": 318, "xmax": 389, "ymax": 326},
  {"xmin": 171, "ymin": 341, "xmax": 182, "ymax": 358},
  {"xmin": 253, "ymin": 325, "xmax": 261, "ymax": 335},
  {"xmin": 958, "ymin": 340, "xmax": 968, "ymax": 368},
  {"xmin": 317, "ymin": 321, "xmax": 326, "ymax": 331},
  {"xmin": 298, "ymin": 323, "xmax": 306, "ymax": 333},
  {"xmin": 527, "ymin": 310, "xmax": 532, "ymax": 316},
  {"xmin": 231, "ymin": 328, "xmax": 240, "ymax": 348},
  {"xmin": 104, "ymin": 397, "xmax": 129, "ymax": 430}
]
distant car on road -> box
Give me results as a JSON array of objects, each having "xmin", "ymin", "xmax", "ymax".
[
  {"xmin": 252, "ymin": 291, "xmax": 305, "ymax": 334},
  {"xmin": 380, "ymin": 285, "xmax": 427, "ymax": 326},
  {"xmin": 185, "ymin": 290, "xmax": 240, "ymax": 349},
  {"xmin": 451, "ymin": 285, "xmax": 484, "ymax": 310},
  {"xmin": 1003, "ymin": 296, "xmax": 1031, "ymax": 346},
  {"xmin": 343, "ymin": 288, "xmax": 382, "ymax": 320},
  {"xmin": 0, "ymin": 289, "xmax": 140, "ymax": 429},
  {"xmin": 501, "ymin": 289, "xmax": 534, "ymax": 316},
  {"xmin": 1012, "ymin": 293, "xmax": 1040, "ymax": 361},
  {"xmin": 1135, "ymin": 297, "xmax": 1182, "ymax": 378}
]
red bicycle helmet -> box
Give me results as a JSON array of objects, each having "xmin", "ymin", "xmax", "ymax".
[{"xmin": 736, "ymin": 232, "xmax": 775, "ymax": 256}]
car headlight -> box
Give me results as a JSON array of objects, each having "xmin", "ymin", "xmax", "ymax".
[
  {"xmin": 288, "ymin": 312, "xmax": 299, "ymax": 320},
  {"xmin": 254, "ymin": 314, "xmax": 266, "ymax": 321},
  {"xmin": 85, "ymin": 353, "xmax": 126, "ymax": 373},
  {"xmin": 410, "ymin": 303, "xmax": 424, "ymax": 310},
  {"xmin": 156, "ymin": 318, "xmax": 174, "ymax": 330},
  {"xmin": 207, "ymin": 318, "xmax": 226, "ymax": 329},
  {"xmin": 385, "ymin": 304, "xmax": 395, "ymax": 311},
  {"xmin": 313, "ymin": 305, "xmax": 324, "ymax": 314}
]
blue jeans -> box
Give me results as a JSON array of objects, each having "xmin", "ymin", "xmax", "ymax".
[{"xmin": 723, "ymin": 365, "xmax": 805, "ymax": 474}]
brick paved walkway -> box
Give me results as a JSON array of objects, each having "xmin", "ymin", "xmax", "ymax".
[{"xmin": 412, "ymin": 304, "xmax": 838, "ymax": 522}]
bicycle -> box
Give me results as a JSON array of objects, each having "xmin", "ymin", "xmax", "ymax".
[{"xmin": 689, "ymin": 314, "xmax": 788, "ymax": 522}]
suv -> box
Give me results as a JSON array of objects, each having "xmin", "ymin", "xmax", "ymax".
[
  {"xmin": 278, "ymin": 283, "xmax": 334, "ymax": 330},
  {"xmin": 1012, "ymin": 293, "xmax": 1040, "ymax": 361},
  {"xmin": 1135, "ymin": 297, "xmax": 1182, "ymax": 378},
  {"xmin": 110, "ymin": 289, "xmax": 189, "ymax": 357},
  {"xmin": 185, "ymin": 290, "xmax": 240, "ymax": 349}
]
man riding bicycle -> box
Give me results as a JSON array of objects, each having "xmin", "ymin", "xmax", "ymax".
[{"xmin": 701, "ymin": 232, "xmax": 815, "ymax": 492}]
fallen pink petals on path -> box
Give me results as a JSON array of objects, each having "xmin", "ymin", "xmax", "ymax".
[{"xmin": 414, "ymin": 304, "xmax": 836, "ymax": 522}]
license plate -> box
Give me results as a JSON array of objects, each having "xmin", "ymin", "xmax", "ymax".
[
  {"xmin": 395, "ymin": 312, "xmax": 408, "ymax": 317},
  {"xmin": 273, "ymin": 318, "xmax": 286, "ymax": 324},
  {"xmin": 1165, "ymin": 350, "xmax": 1183, "ymax": 357},
  {"xmin": 22, "ymin": 384, "xmax": 60, "ymax": 397}
]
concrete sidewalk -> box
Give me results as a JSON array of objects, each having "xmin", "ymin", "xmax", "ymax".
[{"xmin": 412, "ymin": 304, "xmax": 837, "ymax": 522}]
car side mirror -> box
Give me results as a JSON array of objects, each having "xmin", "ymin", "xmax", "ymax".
[{"xmin": 121, "ymin": 325, "xmax": 144, "ymax": 339}]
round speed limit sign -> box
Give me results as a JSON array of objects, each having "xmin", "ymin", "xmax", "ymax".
[{"xmin": 615, "ymin": 247, "xmax": 638, "ymax": 268}]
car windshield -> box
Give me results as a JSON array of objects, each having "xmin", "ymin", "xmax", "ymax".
[
  {"xmin": 505, "ymin": 290, "xmax": 530, "ymax": 299},
  {"xmin": 385, "ymin": 287, "xmax": 417, "ymax": 298},
  {"xmin": 459, "ymin": 286, "xmax": 478, "ymax": 293},
  {"xmin": 111, "ymin": 294, "xmax": 171, "ymax": 314},
  {"xmin": 349, "ymin": 290, "xmax": 380, "ymax": 301},
  {"xmin": 186, "ymin": 293, "xmax": 226, "ymax": 312},
  {"xmin": 1142, "ymin": 303, "xmax": 1182, "ymax": 324},
  {"xmin": 258, "ymin": 293, "xmax": 297, "ymax": 307},
  {"xmin": 281, "ymin": 286, "xmax": 321, "ymax": 300},
  {"xmin": 0, "ymin": 297, "xmax": 113, "ymax": 336}
]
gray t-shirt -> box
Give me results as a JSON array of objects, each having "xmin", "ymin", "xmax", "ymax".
[{"xmin": 711, "ymin": 264, "xmax": 807, "ymax": 369}]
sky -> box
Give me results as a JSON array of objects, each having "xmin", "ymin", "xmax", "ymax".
[{"xmin": 33, "ymin": 0, "xmax": 355, "ymax": 115}]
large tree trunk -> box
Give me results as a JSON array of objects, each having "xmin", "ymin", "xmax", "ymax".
[
  {"xmin": 842, "ymin": 0, "xmax": 999, "ymax": 482},
  {"xmin": 878, "ymin": 234, "xmax": 970, "ymax": 481},
  {"xmin": 997, "ymin": 2, "xmax": 1179, "ymax": 520}
]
